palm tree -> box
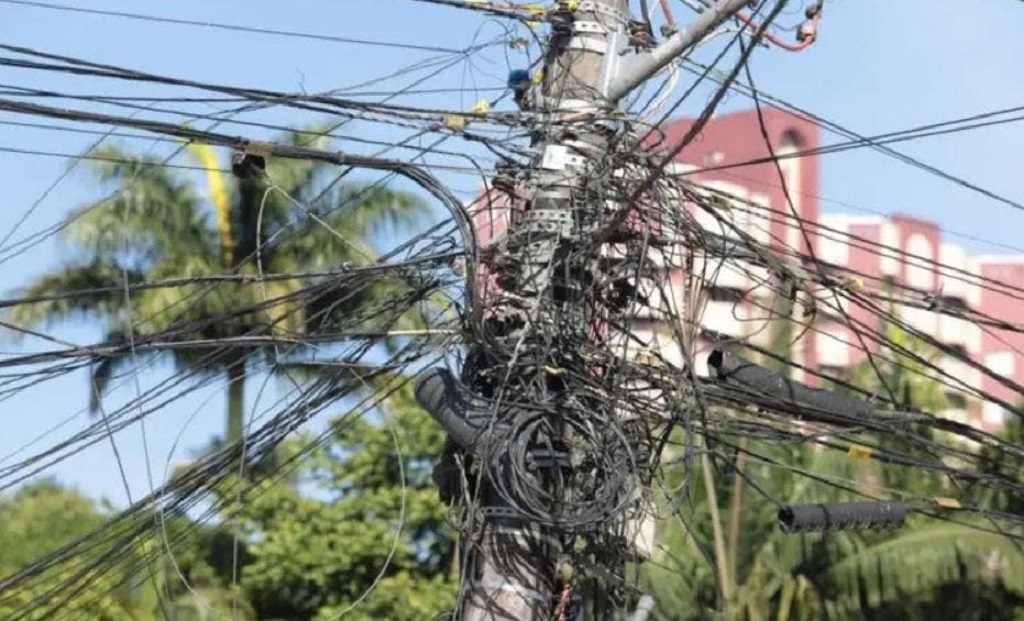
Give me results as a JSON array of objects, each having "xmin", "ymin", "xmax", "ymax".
[
  {"xmin": 6, "ymin": 125, "xmax": 429, "ymax": 448},
  {"xmin": 646, "ymin": 437, "xmax": 1024, "ymax": 621}
]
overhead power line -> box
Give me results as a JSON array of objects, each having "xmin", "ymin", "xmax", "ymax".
[
  {"xmin": 683, "ymin": 60, "xmax": 1024, "ymax": 223},
  {"xmin": 4, "ymin": 3, "xmax": 1024, "ymax": 619},
  {"xmin": 672, "ymin": 105, "xmax": 1024, "ymax": 214},
  {"xmin": 0, "ymin": 85, "xmax": 506, "ymax": 102},
  {"xmin": 0, "ymin": 0, "xmax": 469, "ymax": 54},
  {"xmin": 0, "ymin": 43, "xmax": 524, "ymax": 127}
]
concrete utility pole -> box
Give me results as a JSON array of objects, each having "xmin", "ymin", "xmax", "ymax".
[
  {"xmin": 417, "ymin": 1, "xmax": 752, "ymax": 619},
  {"xmin": 456, "ymin": 3, "xmax": 630, "ymax": 617}
]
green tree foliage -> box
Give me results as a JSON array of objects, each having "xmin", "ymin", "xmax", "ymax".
[
  {"xmin": 845, "ymin": 310, "xmax": 948, "ymax": 414},
  {"xmin": 0, "ymin": 478, "xmax": 106, "ymax": 569},
  {"xmin": 647, "ymin": 288, "xmax": 1023, "ymax": 620},
  {"xmin": 0, "ymin": 480, "xmax": 131, "ymax": 620},
  {"xmin": 837, "ymin": 295, "xmax": 951, "ymax": 496},
  {"xmin": 646, "ymin": 436, "xmax": 1024, "ymax": 621},
  {"xmin": 0, "ymin": 480, "xmax": 256, "ymax": 620},
  {"xmin": 217, "ymin": 380, "xmax": 457, "ymax": 620},
  {"xmin": 5, "ymin": 128, "xmax": 429, "ymax": 447}
]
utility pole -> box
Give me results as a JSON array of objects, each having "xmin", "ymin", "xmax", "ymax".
[{"xmin": 417, "ymin": 2, "xmax": 754, "ymax": 619}]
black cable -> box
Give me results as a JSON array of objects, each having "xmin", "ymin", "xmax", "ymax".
[
  {"xmin": 0, "ymin": 0, "xmax": 469, "ymax": 54},
  {"xmin": 0, "ymin": 42, "xmax": 524, "ymax": 126},
  {"xmin": 681, "ymin": 59, "xmax": 1024, "ymax": 221}
]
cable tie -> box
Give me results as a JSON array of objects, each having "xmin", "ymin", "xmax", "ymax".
[
  {"xmin": 844, "ymin": 277, "xmax": 864, "ymax": 291},
  {"xmin": 707, "ymin": 195, "xmax": 732, "ymax": 211},
  {"xmin": 442, "ymin": 114, "xmax": 469, "ymax": 131}
]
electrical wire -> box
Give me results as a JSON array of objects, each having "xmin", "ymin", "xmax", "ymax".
[{"xmin": 0, "ymin": 0, "xmax": 472, "ymax": 55}]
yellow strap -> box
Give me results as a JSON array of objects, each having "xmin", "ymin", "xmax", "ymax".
[
  {"xmin": 847, "ymin": 444, "xmax": 872, "ymax": 460},
  {"xmin": 635, "ymin": 350, "xmax": 662, "ymax": 367},
  {"xmin": 442, "ymin": 114, "xmax": 468, "ymax": 131},
  {"xmin": 523, "ymin": 2, "xmax": 545, "ymax": 28}
]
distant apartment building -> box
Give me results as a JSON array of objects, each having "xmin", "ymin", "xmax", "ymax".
[{"xmin": 470, "ymin": 108, "xmax": 1024, "ymax": 432}]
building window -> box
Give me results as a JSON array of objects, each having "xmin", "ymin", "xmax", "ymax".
[
  {"xmin": 818, "ymin": 365, "xmax": 846, "ymax": 380},
  {"xmin": 943, "ymin": 343, "xmax": 969, "ymax": 359},
  {"xmin": 780, "ymin": 129, "xmax": 806, "ymax": 150},
  {"xmin": 945, "ymin": 392, "xmax": 968, "ymax": 410},
  {"xmin": 983, "ymin": 401, "xmax": 1007, "ymax": 426},
  {"xmin": 707, "ymin": 286, "xmax": 745, "ymax": 303},
  {"xmin": 939, "ymin": 295, "xmax": 970, "ymax": 312},
  {"xmin": 815, "ymin": 303, "xmax": 846, "ymax": 324}
]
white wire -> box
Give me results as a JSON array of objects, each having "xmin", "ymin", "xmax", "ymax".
[{"xmin": 640, "ymin": 59, "xmax": 681, "ymax": 120}]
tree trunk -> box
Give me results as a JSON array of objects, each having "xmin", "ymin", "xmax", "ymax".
[
  {"xmin": 725, "ymin": 438, "xmax": 749, "ymax": 597},
  {"xmin": 701, "ymin": 452, "xmax": 732, "ymax": 612},
  {"xmin": 226, "ymin": 358, "xmax": 246, "ymax": 444}
]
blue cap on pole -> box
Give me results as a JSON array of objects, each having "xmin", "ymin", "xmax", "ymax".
[{"xmin": 508, "ymin": 69, "xmax": 531, "ymax": 91}]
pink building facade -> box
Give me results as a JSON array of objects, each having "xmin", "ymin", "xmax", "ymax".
[
  {"xmin": 470, "ymin": 109, "xmax": 1024, "ymax": 432},
  {"xmin": 658, "ymin": 108, "xmax": 822, "ymax": 383}
]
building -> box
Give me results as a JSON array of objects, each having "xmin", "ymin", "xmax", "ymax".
[
  {"xmin": 658, "ymin": 107, "xmax": 822, "ymax": 383},
  {"xmin": 470, "ymin": 108, "xmax": 1024, "ymax": 432}
]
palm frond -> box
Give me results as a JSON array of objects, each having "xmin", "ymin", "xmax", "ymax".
[
  {"xmin": 85, "ymin": 328, "xmax": 163, "ymax": 415},
  {"xmin": 88, "ymin": 356, "xmax": 117, "ymax": 415},
  {"xmin": 826, "ymin": 520, "xmax": 1024, "ymax": 615},
  {"xmin": 4, "ymin": 261, "xmax": 139, "ymax": 333},
  {"xmin": 64, "ymin": 148, "xmax": 214, "ymax": 261},
  {"xmin": 275, "ymin": 360, "xmax": 400, "ymax": 391}
]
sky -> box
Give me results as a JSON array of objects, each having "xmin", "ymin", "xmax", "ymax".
[{"xmin": 2, "ymin": 0, "xmax": 1024, "ymax": 505}]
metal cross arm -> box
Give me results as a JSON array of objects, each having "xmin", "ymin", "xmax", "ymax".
[{"xmin": 604, "ymin": 0, "xmax": 753, "ymax": 102}]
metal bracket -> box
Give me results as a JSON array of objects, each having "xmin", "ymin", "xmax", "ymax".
[
  {"xmin": 573, "ymin": 20, "xmax": 606, "ymax": 34},
  {"xmin": 577, "ymin": 0, "xmax": 630, "ymax": 24},
  {"xmin": 521, "ymin": 209, "xmax": 574, "ymax": 236},
  {"xmin": 540, "ymin": 145, "xmax": 588, "ymax": 171},
  {"xmin": 526, "ymin": 448, "xmax": 572, "ymax": 471},
  {"xmin": 564, "ymin": 153, "xmax": 588, "ymax": 169}
]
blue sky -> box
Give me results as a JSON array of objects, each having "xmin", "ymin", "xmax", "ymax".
[{"xmin": 2, "ymin": 0, "xmax": 1024, "ymax": 505}]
